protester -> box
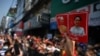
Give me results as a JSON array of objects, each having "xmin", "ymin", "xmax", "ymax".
[{"xmin": 0, "ymin": 33, "xmax": 99, "ymax": 56}]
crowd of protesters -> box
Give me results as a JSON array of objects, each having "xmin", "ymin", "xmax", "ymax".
[
  {"xmin": 75, "ymin": 43, "xmax": 100, "ymax": 56},
  {"xmin": 0, "ymin": 34, "xmax": 63, "ymax": 56},
  {"xmin": 0, "ymin": 33, "xmax": 100, "ymax": 56}
]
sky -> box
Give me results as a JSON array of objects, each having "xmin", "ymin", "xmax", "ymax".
[{"xmin": 0, "ymin": 0, "xmax": 16, "ymax": 25}]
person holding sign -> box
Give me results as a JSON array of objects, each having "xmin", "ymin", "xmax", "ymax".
[{"xmin": 70, "ymin": 16, "xmax": 85, "ymax": 36}]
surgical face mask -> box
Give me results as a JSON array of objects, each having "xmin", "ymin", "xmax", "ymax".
[{"xmin": 3, "ymin": 46, "xmax": 8, "ymax": 50}]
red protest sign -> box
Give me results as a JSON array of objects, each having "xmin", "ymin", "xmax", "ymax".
[
  {"xmin": 56, "ymin": 12, "xmax": 88, "ymax": 43},
  {"xmin": 68, "ymin": 12, "xmax": 88, "ymax": 43},
  {"xmin": 56, "ymin": 14, "xmax": 68, "ymax": 37}
]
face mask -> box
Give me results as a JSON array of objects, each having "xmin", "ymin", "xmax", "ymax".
[{"xmin": 3, "ymin": 46, "xmax": 8, "ymax": 50}]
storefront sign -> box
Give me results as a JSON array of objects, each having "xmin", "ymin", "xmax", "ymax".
[{"xmin": 24, "ymin": 16, "xmax": 42, "ymax": 30}]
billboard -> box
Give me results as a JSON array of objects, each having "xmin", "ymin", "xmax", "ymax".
[{"xmin": 51, "ymin": 0, "xmax": 99, "ymax": 17}]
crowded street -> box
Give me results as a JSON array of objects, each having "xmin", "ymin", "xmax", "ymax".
[
  {"xmin": 0, "ymin": 34, "xmax": 100, "ymax": 56},
  {"xmin": 0, "ymin": 0, "xmax": 100, "ymax": 56}
]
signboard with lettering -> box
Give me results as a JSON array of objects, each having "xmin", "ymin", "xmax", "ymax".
[{"xmin": 51, "ymin": 0, "xmax": 99, "ymax": 17}]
